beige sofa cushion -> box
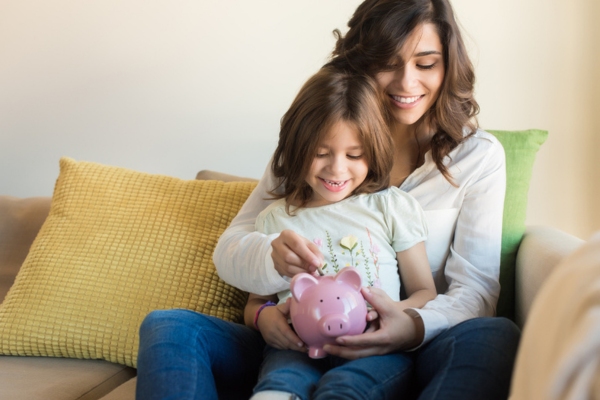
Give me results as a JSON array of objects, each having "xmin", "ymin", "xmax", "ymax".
[
  {"xmin": 99, "ymin": 377, "xmax": 136, "ymax": 400},
  {"xmin": 0, "ymin": 196, "xmax": 51, "ymax": 303},
  {"xmin": 196, "ymin": 169, "xmax": 257, "ymax": 182},
  {"xmin": 0, "ymin": 356, "xmax": 135, "ymax": 400},
  {"xmin": 515, "ymin": 226, "xmax": 584, "ymax": 326}
]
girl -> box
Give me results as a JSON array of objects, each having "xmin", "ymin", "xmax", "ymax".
[
  {"xmin": 246, "ymin": 67, "xmax": 436, "ymax": 399},
  {"xmin": 214, "ymin": 0, "xmax": 519, "ymax": 398}
]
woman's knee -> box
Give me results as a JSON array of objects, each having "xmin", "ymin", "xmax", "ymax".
[
  {"xmin": 139, "ymin": 309, "xmax": 211, "ymax": 345},
  {"xmin": 466, "ymin": 317, "xmax": 520, "ymax": 351},
  {"xmin": 448, "ymin": 317, "xmax": 520, "ymax": 346}
]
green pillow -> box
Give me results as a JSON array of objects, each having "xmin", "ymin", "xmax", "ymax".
[{"xmin": 488, "ymin": 129, "xmax": 548, "ymax": 320}]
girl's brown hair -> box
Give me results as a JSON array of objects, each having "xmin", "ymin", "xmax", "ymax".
[
  {"xmin": 326, "ymin": 0, "xmax": 479, "ymax": 183},
  {"xmin": 270, "ymin": 67, "xmax": 394, "ymax": 210}
]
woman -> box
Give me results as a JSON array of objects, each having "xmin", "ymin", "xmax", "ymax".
[
  {"xmin": 137, "ymin": 1, "xmax": 520, "ymax": 399},
  {"xmin": 216, "ymin": 0, "xmax": 520, "ymax": 395}
]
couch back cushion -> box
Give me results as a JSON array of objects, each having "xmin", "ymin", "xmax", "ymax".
[
  {"xmin": 0, "ymin": 157, "xmax": 256, "ymax": 368},
  {"xmin": 488, "ymin": 129, "xmax": 548, "ymax": 319}
]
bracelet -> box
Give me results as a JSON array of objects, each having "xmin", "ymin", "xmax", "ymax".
[{"xmin": 254, "ymin": 301, "xmax": 276, "ymax": 329}]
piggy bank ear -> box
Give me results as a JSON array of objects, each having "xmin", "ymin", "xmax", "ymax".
[
  {"xmin": 335, "ymin": 267, "xmax": 362, "ymax": 291},
  {"xmin": 290, "ymin": 273, "xmax": 318, "ymax": 302}
]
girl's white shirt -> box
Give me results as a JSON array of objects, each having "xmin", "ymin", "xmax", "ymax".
[{"xmin": 213, "ymin": 129, "xmax": 506, "ymax": 346}]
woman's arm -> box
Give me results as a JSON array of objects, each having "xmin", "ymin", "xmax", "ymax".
[
  {"xmin": 415, "ymin": 134, "xmax": 506, "ymax": 344},
  {"xmin": 214, "ymin": 164, "xmax": 322, "ymax": 295},
  {"xmin": 213, "ymin": 164, "xmax": 288, "ymax": 294}
]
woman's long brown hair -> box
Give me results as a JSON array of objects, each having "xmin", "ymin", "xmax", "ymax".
[{"xmin": 326, "ymin": 0, "xmax": 479, "ymax": 183}]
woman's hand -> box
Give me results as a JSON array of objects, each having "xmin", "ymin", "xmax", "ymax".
[
  {"xmin": 323, "ymin": 286, "xmax": 424, "ymax": 360},
  {"xmin": 257, "ymin": 299, "xmax": 307, "ymax": 352},
  {"xmin": 271, "ymin": 229, "xmax": 323, "ymax": 278}
]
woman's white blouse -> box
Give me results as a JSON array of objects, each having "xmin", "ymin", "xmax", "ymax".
[{"xmin": 214, "ymin": 129, "xmax": 506, "ymax": 346}]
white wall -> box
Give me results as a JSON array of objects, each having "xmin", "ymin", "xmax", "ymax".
[
  {"xmin": 1, "ymin": 0, "xmax": 598, "ymax": 239},
  {"xmin": 452, "ymin": 0, "xmax": 600, "ymax": 240}
]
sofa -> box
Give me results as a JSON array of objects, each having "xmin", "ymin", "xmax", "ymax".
[{"xmin": 0, "ymin": 131, "xmax": 586, "ymax": 399}]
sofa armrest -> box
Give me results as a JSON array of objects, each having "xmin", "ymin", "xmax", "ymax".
[
  {"xmin": 515, "ymin": 225, "xmax": 585, "ymax": 327},
  {"xmin": 0, "ymin": 196, "xmax": 52, "ymax": 302}
]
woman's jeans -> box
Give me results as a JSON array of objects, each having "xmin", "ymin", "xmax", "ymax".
[
  {"xmin": 136, "ymin": 309, "xmax": 264, "ymax": 400},
  {"xmin": 256, "ymin": 317, "xmax": 520, "ymax": 400},
  {"xmin": 136, "ymin": 309, "xmax": 520, "ymax": 400}
]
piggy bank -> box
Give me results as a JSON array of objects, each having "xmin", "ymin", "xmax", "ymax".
[{"xmin": 289, "ymin": 266, "xmax": 368, "ymax": 359}]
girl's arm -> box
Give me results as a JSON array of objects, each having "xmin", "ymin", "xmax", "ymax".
[
  {"xmin": 213, "ymin": 163, "xmax": 322, "ymax": 295},
  {"xmin": 244, "ymin": 293, "xmax": 306, "ymax": 352},
  {"xmin": 243, "ymin": 292, "xmax": 279, "ymax": 329},
  {"xmin": 396, "ymin": 241, "xmax": 437, "ymax": 310}
]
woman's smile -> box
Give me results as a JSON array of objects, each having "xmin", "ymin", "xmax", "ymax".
[{"xmin": 390, "ymin": 94, "xmax": 425, "ymax": 109}]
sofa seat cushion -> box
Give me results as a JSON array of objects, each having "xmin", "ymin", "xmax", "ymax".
[
  {"xmin": 0, "ymin": 356, "xmax": 135, "ymax": 400},
  {"xmin": 99, "ymin": 377, "xmax": 136, "ymax": 400}
]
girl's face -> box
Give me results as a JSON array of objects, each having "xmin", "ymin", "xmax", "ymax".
[
  {"xmin": 305, "ymin": 120, "xmax": 369, "ymax": 207},
  {"xmin": 375, "ymin": 23, "xmax": 445, "ymax": 130}
]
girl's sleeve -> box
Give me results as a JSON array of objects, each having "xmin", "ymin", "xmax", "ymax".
[
  {"xmin": 412, "ymin": 138, "xmax": 506, "ymax": 347},
  {"xmin": 213, "ymin": 163, "xmax": 290, "ymax": 295},
  {"xmin": 385, "ymin": 188, "xmax": 428, "ymax": 252}
]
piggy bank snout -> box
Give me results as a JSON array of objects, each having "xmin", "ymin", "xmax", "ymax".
[{"xmin": 319, "ymin": 314, "xmax": 350, "ymax": 337}]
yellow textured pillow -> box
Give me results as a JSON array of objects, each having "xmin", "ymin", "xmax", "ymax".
[{"xmin": 0, "ymin": 157, "xmax": 257, "ymax": 368}]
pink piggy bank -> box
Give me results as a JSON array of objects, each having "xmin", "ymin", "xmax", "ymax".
[{"xmin": 289, "ymin": 266, "xmax": 368, "ymax": 359}]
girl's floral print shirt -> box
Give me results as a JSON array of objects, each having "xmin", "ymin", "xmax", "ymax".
[{"xmin": 256, "ymin": 187, "xmax": 428, "ymax": 302}]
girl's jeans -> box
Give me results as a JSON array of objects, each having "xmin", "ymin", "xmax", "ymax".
[
  {"xmin": 136, "ymin": 309, "xmax": 519, "ymax": 400},
  {"xmin": 255, "ymin": 345, "xmax": 412, "ymax": 399}
]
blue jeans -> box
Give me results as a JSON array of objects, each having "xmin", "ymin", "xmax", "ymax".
[
  {"xmin": 255, "ymin": 317, "xmax": 519, "ymax": 400},
  {"xmin": 413, "ymin": 317, "xmax": 520, "ymax": 400},
  {"xmin": 136, "ymin": 309, "xmax": 264, "ymax": 400},
  {"xmin": 256, "ymin": 346, "xmax": 412, "ymax": 399},
  {"xmin": 136, "ymin": 310, "xmax": 519, "ymax": 400}
]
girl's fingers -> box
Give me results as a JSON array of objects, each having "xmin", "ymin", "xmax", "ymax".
[
  {"xmin": 273, "ymin": 230, "xmax": 323, "ymax": 275},
  {"xmin": 284, "ymin": 332, "xmax": 306, "ymax": 351},
  {"xmin": 366, "ymin": 308, "xmax": 378, "ymax": 321}
]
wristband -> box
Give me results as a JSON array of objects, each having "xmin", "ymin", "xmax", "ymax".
[{"xmin": 254, "ymin": 301, "xmax": 276, "ymax": 329}]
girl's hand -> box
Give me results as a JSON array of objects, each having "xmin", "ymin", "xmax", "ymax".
[
  {"xmin": 323, "ymin": 286, "xmax": 424, "ymax": 360},
  {"xmin": 271, "ymin": 229, "xmax": 323, "ymax": 278},
  {"xmin": 257, "ymin": 298, "xmax": 307, "ymax": 352}
]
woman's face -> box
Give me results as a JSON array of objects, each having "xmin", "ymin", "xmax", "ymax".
[{"xmin": 375, "ymin": 23, "xmax": 445, "ymax": 130}]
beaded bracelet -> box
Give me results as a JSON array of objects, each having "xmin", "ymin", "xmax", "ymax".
[{"xmin": 254, "ymin": 301, "xmax": 276, "ymax": 329}]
